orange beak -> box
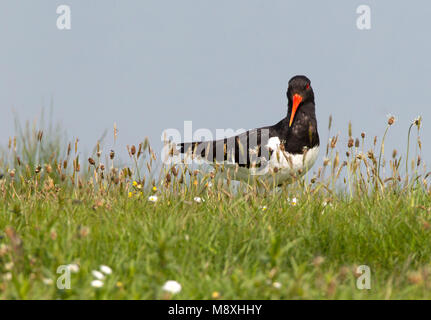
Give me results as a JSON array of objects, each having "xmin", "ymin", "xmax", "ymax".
[{"xmin": 289, "ymin": 94, "xmax": 303, "ymax": 127}]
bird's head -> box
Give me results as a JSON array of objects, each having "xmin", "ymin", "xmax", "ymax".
[{"xmin": 286, "ymin": 75, "xmax": 315, "ymax": 127}]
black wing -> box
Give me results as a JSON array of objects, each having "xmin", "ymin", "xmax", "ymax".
[{"xmin": 178, "ymin": 127, "xmax": 274, "ymax": 168}]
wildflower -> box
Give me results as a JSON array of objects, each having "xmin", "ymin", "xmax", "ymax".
[
  {"xmin": 91, "ymin": 280, "xmax": 104, "ymax": 288},
  {"xmin": 92, "ymin": 270, "xmax": 105, "ymax": 280},
  {"xmin": 272, "ymin": 282, "xmax": 282, "ymax": 289},
  {"xmin": 100, "ymin": 265, "xmax": 112, "ymax": 275},
  {"xmin": 162, "ymin": 280, "xmax": 182, "ymax": 294},
  {"xmin": 148, "ymin": 195, "xmax": 158, "ymax": 203},
  {"xmin": 0, "ymin": 244, "xmax": 8, "ymax": 256},
  {"xmin": 128, "ymin": 192, "xmax": 133, "ymax": 198},
  {"xmin": 3, "ymin": 272, "xmax": 12, "ymax": 281},
  {"xmin": 132, "ymin": 181, "xmax": 138, "ymax": 187},
  {"xmin": 313, "ymin": 256, "xmax": 325, "ymax": 267},
  {"xmin": 322, "ymin": 201, "xmax": 332, "ymax": 208},
  {"xmin": 212, "ymin": 291, "xmax": 220, "ymax": 299},
  {"xmin": 194, "ymin": 197, "xmax": 204, "ymax": 203},
  {"xmin": 260, "ymin": 206, "xmax": 267, "ymax": 212},
  {"xmin": 287, "ymin": 197, "xmax": 298, "ymax": 206},
  {"xmin": 152, "ymin": 186, "xmax": 157, "ymax": 192},
  {"xmin": 67, "ymin": 264, "xmax": 80, "ymax": 273},
  {"xmin": 4, "ymin": 262, "xmax": 14, "ymax": 270},
  {"xmin": 116, "ymin": 281, "xmax": 123, "ymax": 288}
]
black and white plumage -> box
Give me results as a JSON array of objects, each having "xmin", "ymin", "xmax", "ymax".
[{"xmin": 178, "ymin": 75, "xmax": 320, "ymax": 185}]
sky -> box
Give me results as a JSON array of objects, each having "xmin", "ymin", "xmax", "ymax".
[{"xmin": 1, "ymin": 1, "xmax": 430, "ymax": 172}]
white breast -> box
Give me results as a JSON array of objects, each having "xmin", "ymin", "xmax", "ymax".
[{"xmin": 219, "ymin": 137, "xmax": 320, "ymax": 185}]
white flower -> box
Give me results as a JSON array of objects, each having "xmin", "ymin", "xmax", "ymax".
[
  {"xmin": 100, "ymin": 265, "xmax": 112, "ymax": 275},
  {"xmin": 91, "ymin": 280, "xmax": 104, "ymax": 288},
  {"xmin": 162, "ymin": 280, "xmax": 182, "ymax": 294},
  {"xmin": 272, "ymin": 282, "xmax": 282, "ymax": 289},
  {"xmin": 2, "ymin": 272, "xmax": 12, "ymax": 281},
  {"xmin": 148, "ymin": 195, "xmax": 158, "ymax": 203},
  {"xmin": 92, "ymin": 270, "xmax": 105, "ymax": 280},
  {"xmin": 322, "ymin": 201, "xmax": 333, "ymax": 208},
  {"xmin": 287, "ymin": 197, "xmax": 298, "ymax": 206},
  {"xmin": 4, "ymin": 262, "xmax": 14, "ymax": 270},
  {"xmin": 260, "ymin": 206, "xmax": 268, "ymax": 212},
  {"xmin": 194, "ymin": 197, "xmax": 204, "ymax": 203},
  {"xmin": 67, "ymin": 264, "xmax": 80, "ymax": 273},
  {"xmin": 42, "ymin": 278, "xmax": 53, "ymax": 285}
]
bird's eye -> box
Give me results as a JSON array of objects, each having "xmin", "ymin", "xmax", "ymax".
[{"xmin": 306, "ymin": 83, "xmax": 310, "ymax": 89}]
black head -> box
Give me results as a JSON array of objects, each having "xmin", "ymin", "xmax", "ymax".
[{"xmin": 286, "ymin": 75, "xmax": 315, "ymax": 127}]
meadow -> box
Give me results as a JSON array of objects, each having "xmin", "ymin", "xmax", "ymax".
[{"xmin": 1, "ymin": 114, "xmax": 431, "ymax": 299}]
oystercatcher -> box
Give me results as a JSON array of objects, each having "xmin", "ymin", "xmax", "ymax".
[{"xmin": 178, "ymin": 75, "xmax": 320, "ymax": 185}]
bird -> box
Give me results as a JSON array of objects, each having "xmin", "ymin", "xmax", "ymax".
[{"xmin": 177, "ymin": 75, "xmax": 320, "ymax": 186}]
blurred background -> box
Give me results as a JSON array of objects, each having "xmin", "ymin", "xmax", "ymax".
[{"xmin": 1, "ymin": 0, "xmax": 430, "ymax": 169}]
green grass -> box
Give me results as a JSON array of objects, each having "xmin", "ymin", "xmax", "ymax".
[{"xmin": 1, "ymin": 115, "xmax": 431, "ymax": 299}]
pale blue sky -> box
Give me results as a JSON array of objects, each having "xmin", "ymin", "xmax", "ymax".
[{"xmin": 1, "ymin": 1, "xmax": 430, "ymax": 170}]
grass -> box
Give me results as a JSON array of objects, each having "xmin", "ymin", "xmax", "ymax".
[{"xmin": 1, "ymin": 114, "xmax": 431, "ymax": 299}]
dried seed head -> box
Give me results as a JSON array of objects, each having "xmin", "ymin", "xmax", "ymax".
[
  {"xmin": 110, "ymin": 150, "xmax": 115, "ymax": 160},
  {"xmin": 413, "ymin": 116, "xmax": 422, "ymax": 129},
  {"xmin": 330, "ymin": 136, "xmax": 338, "ymax": 149},
  {"xmin": 387, "ymin": 115, "xmax": 395, "ymax": 126},
  {"xmin": 348, "ymin": 137, "xmax": 354, "ymax": 148},
  {"xmin": 10, "ymin": 170, "xmax": 15, "ymax": 178},
  {"xmin": 88, "ymin": 157, "xmax": 96, "ymax": 166},
  {"xmin": 35, "ymin": 165, "xmax": 42, "ymax": 174},
  {"xmin": 313, "ymin": 256, "xmax": 325, "ymax": 267},
  {"xmin": 16, "ymin": 156, "xmax": 21, "ymax": 166},
  {"xmin": 392, "ymin": 149, "xmax": 397, "ymax": 158},
  {"xmin": 45, "ymin": 164, "xmax": 52, "ymax": 174},
  {"xmin": 361, "ymin": 132, "xmax": 365, "ymax": 139},
  {"xmin": 63, "ymin": 160, "xmax": 68, "ymax": 169},
  {"xmin": 328, "ymin": 115, "xmax": 333, "ymax": 130},
  {"xmin": 100, "ymin": 164, "xmax": 105, "ymax": 171},
  {"xmin": 373, "ymin": 136, "xmax": 377, "ymax": 146},
  {"xmin": 137, "ymin": 143, "xmax": 143, "ymax": 158},
  {"xmin": 37, "ymin": 130, "xmax": 43, "ymax": 142},
  {"xmin": 348, "ymin": 121, "xmax": 352, "ymax": 137},
  {"xmin": 171, "ymin": 166, "xmax": 178, "ymax": 177},
  {"xmin": 417, "ymin": 156, "xmax": 421, "ymax": 167},
  {"xmin": 165, "ymin": 173, "xmax": 171, "ymax": 183},
  {"xmin": 346, "ymin": 151, "xmax": 350, "ymax": 157},
  {"xmin": 355, "ymin": 138, "xmax": 360, "ymax": 148},
  {"xmin": 131, "ymin": 145, "xmax": 136, "ymax": 156}
]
